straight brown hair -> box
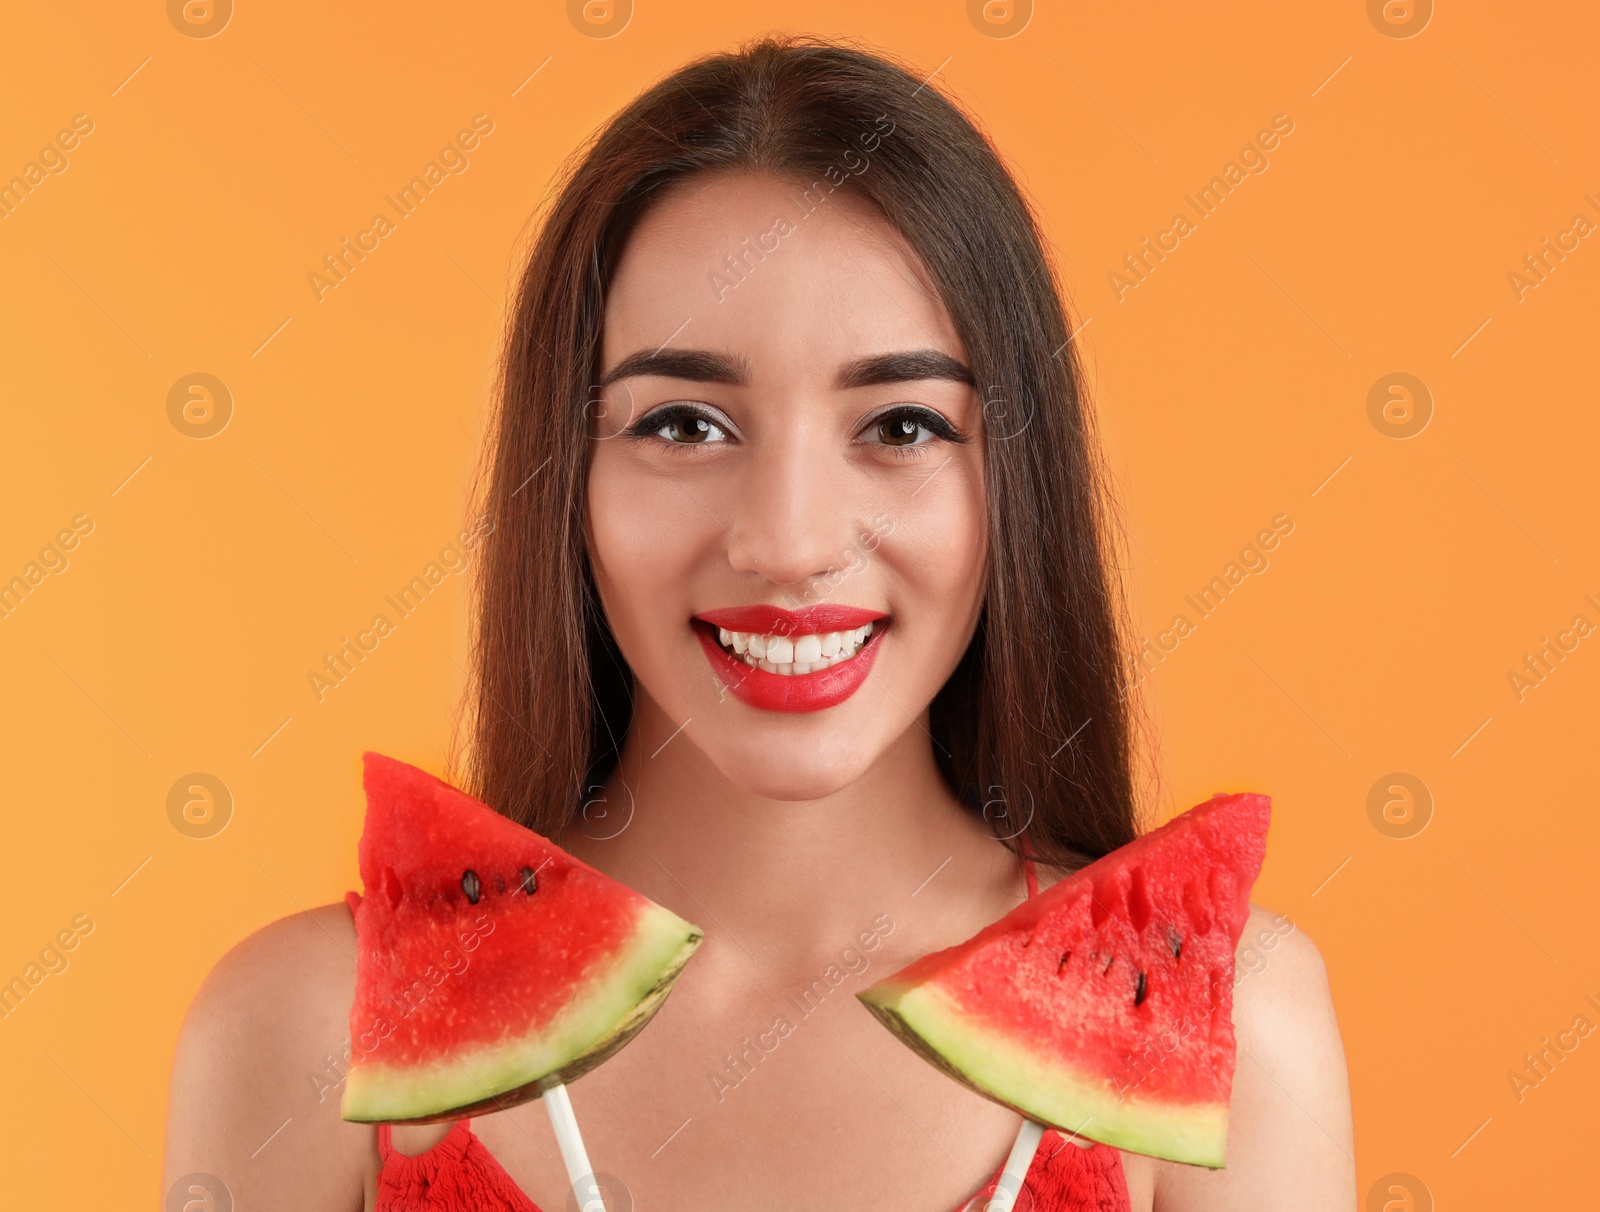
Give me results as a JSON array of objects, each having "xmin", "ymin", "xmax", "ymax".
[{"xmin": 462, "ymin": 35, "xmax": 1144, "ymax": 872}]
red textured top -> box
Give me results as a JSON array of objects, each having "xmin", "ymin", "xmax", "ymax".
[{"xmin": 372, "ymin": 847, "xmax": 1132, "ymax": 1211}]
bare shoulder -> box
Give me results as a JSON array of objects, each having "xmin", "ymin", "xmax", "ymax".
[
  {"xmin": 164, "ymin": 903, "xmax": 375, "ymax": 1211},
  {"xmin": 1233, "ymin": 904, "xmax": 1329, "ymax": 1012},
  {"xmin": 1150, "ymin": 903, "xmax": 1356, "ymax": 1210}
]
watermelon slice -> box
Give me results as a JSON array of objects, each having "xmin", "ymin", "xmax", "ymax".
[
  {"xmin": 341, "ymin": 752, "xmax": 704, "ymax": 1124},
  {"xmin": 857, "ymin": 792, "xmax": 1270, "ymax": 1168}
]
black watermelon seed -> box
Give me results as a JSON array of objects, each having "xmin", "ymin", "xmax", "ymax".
[
  {"xmin": 1169, "ymin": 928, "xmax": 1183, "ymax": 960},
  {"xmin": 461, "ymin": 870, "xmax": 481, "ymax": 904},
  {"xmin": 1058, "ymin": 950, "xmax": 1072, "ymax": 973},
  {"xmin": 519, "ymin": 866, "xmax": 537, "ymax": 895},
  {"xmin": 1135, "ymin": 970, "xmax": 1148, "ymax": 1006},
  {"xmin": 1100, "ymin": 952, "xmax": 1115, "ymax": 974}
]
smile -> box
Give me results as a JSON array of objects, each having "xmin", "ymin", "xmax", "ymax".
[
  {"xmin": 714, "ymin": 622, "xmax": 876, "ymax": 675},
  {"xmin": 692, "ymin": 604, "xmax": 888, "ymax": 713}
]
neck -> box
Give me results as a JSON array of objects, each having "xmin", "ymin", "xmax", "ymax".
[{"xmin": 559, "ymin": 688, "xmax": 1026, "ymax": 971}]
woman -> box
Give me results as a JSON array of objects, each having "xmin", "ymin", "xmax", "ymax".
[{"xmin": 165, "ymin": 37, "xmax": 1354, "ymax": 1210}]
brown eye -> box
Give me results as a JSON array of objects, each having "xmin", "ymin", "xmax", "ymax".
[
  {"xmin": 857, "ymin": 407, "xmax": 953, "ymax": 450},
  {"xmin": 878, "ymin": 416, "xmax": 922, "ymax": 446},
  {"xmin": 666, "ymin": 415, "xmax": 713, "ymax": 442},
  {"xmin": 639, "ymin": 406, "xmax": 728, "ymax": 445},
  {"xmin": 868, "ymin": 406, "xmax": 959, "ymax": 449}
]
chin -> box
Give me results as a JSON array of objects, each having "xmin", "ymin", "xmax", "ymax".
[{"xmin": 701, "ymin": 736, "xmax": 876, "ymax": 803}]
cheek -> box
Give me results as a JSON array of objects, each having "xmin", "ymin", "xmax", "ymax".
[
  {"xmin": 585, "ymin": 450, "xmax": 713, "ymax": 653},
  {"xmin": 878, "ymin": 458, "xmax": 987, "ymax": 645}
]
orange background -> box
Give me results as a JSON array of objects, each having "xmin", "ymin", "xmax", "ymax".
[{"xmin": 2, "ymin": 1, "xmax": 1595, "ymax": 1206}]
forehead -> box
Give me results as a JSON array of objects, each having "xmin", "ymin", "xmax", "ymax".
[{"xmin": 601, "ymin": 172, "xmax": 965, "ymax": 378}]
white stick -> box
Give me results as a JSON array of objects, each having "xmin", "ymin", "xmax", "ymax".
[
  {"xmin": 543, "ymin": 1081, "xmax": 607, "ymax": 1212},
  {"xmin": 983, "ymin": 1118, "xmax": 1044, "ymax": 1212}
]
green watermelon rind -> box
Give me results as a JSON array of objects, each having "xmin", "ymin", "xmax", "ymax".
[
  {"xmin": 341, "ymin": 902, "xmax": 702, "ymax": 1123},
  {"xmin": 858, "ymin": 979, "xmax": 1228, "ymax": 1169}
]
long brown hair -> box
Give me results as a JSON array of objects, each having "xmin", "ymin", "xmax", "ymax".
[{"xmin": 462, "ymin": 35, "xmax": 1144, "ymax": 872}]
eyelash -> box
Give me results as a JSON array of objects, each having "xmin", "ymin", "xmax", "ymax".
[
  {"xmin": 869, "ymin": 406, "xmax": 967, "ymax": 461},
  {"xmin": 623, "ymin": 403, "xmax": 969, "ymax": 459},
  {"xmin": 622, "ymin": 404, "xmax": 727, "ymax": 449}
]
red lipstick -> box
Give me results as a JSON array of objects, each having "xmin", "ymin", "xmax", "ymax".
[
  {"xmin": 695, "ymin": 604, "xmax": 886, "ymax": 636},
  {"xmin": 692, "ymin": 604, "xmax": 888, "ymax": 713}
]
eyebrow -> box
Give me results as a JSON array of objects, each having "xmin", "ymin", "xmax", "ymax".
[
  {"xmin": 598, "ymin": 347, "xmax": 974, "ymax": 390},
  {"xmin": 836, "ymin": 350, "xmax": 975, "ymax": 389},
  {"xmin": 600, "ymin": 348, "xmax": 749, "ymax": 386}
]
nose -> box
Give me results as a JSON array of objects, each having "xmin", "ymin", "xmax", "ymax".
[{"xmin": 723, "ymin": 427, "xmax": 860, "ymax": 593}]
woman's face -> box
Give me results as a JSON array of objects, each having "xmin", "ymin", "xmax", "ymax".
[{"xmin": 586, "ymin": 172, "xmax": 988, "ymax": 801}]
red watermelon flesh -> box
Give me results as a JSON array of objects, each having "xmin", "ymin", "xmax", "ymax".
[
  {"xmin": 341, "ymin": 752, "xmax": 703, "ymax": 1124},
  {"xmin": 858, "ymin": 792, "xmax": 1270, "ymax": 1168}
]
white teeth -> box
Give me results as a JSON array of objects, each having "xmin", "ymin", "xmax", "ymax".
[{"xmin": 713, "ymin": 620, "xmax": 878, "ymax": 676}]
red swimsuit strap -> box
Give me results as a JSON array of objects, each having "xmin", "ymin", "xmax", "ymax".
[{"xmin": 1019, "ymin": 835, "xmax": 1039, "ymax": 899}]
